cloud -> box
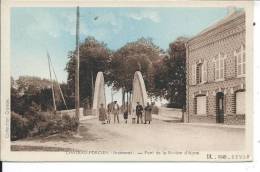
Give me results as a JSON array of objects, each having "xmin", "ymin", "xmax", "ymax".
[
  {"xmin": 17, "ymin": 9, "xmax": 77, "ymax": 39},
  {"xmin": 92, "ymin": 13, "xmax": 123, "ymax": 34},
  {"xmin": 15, "ymin": 9, "xmax": 160, "ymax": 41},
  {"xmin": 127, "ymin": 10, "xmax": 160, "ymax": 23},
  {"xmin": 78, "ymin": 12, "xmax": 124, "ymax": 37}
]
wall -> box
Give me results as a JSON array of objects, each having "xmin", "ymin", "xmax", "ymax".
[{"xmin": 186, "ymin": 12, "xmax": 246, "ymax": 124}]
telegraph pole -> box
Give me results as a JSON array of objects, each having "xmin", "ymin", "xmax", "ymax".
[
  {"xmin": 91, "ymin": 70, "xmax": 94, "ymax": 107},
  {"xmin": 47, "ymin": 51, "xmax": 57, "ymax": 112},
  {"xmin": 48, "ymin": 53, "xmax": 68, "ymax": 110},
  {"xmin": 75, "ymin": 6, "xmax": 80, "ymax": 122}
]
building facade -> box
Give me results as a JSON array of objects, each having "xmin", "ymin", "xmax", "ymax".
[{"xmin": 186, "ymin": 11, "xmax": 246, "ymax": 125}]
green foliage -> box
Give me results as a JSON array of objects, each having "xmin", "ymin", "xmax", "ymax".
[
  {"xmin": 11, "ymin": 76, "xmax": 70, "ymax": 113},
  {"xmin": 11, "ymin": 110, "xmax": 79, "ymax": 140},
  {"xmin": 107, "ymin": 37, "xmax": 161, "ymax": 93},
  {"xmin": 64, "ymin": 36, "xmax": 187, "ymax": 108},
  {"xmin": 10, "ymin": 35, "xmax": 189, "ymax": 142},
  {"xmin": 151, "ymin": 37, "xmax": 188, "ymax": 108},
  {"xmin": 11, "ymin": 80, "xmax": 78, "ymax": 140},
  {"xmin": 65, "ymin": 36, "xmax": 111, "ymax": 107},
  {"xmin": 36, "ymin": 113, "xmax": 79, "ymax": 136},
  {"xmin": 22, "ymin": 102, "xmax": 38, "ymax": 129},
  {"xmin": 11, "ymin": 112, "xmax": 30, "ymax": 141},
  {"xmin": 15, "ymin": 76, "xmax": 54, "ymax": 95},
  {"xmin": 61, "ymin": 114, "xmax": 79, "ymax": 132}
]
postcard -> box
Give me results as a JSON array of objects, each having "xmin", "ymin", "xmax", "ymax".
[{"xmin": 0, "ymin": 0, "xmax": 254, "ymax": 161}]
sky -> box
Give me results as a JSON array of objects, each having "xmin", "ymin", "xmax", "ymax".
[{"xmin": 11, "ymin": 7, "xmax": 229, "ymax": 104}]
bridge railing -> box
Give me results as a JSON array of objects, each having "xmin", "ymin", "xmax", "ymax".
[
  {"xmin": 157, "ymin": 107, "xmax": 183, "ymax": 119},
  {"xmin": 56, "ymin": 108, "xmax": 95, "ymax": 119}
]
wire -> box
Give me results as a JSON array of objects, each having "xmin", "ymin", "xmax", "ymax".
[{"xmin": 47, "ymin": 51, "xmax": 68, "ymax": 110}]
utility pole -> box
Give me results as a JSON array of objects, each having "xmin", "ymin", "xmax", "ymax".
[
  {"xmin": 75, "ymin": 6, "xmax": 80, "ymax": 122},
  {"xmin": 47, "ymin": 52, "xmax": 57, "ymax": 112},
  {"xmin": 111, "ymin": 89, "xmax": 113, "ymax": 102},
  {"xmin": 91, "ymin": 70, "xmax": 94, "ymax": 107},
  {"xmin": 48, "ymin": 53, "xmax": 68, "ymax": 110}
]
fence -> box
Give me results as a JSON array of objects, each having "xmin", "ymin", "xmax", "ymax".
[
  {"xmin": 158, "ymin": 107, "xmax": 182, "ymax": 118},
  {"xmin": 56, "ymin": 108, "xmax": 95, "ymax": 119}
]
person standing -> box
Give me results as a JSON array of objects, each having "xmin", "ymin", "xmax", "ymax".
[
  {"xmin": 136, "ymin": 102, "xmax": 143, "ymax": 124},
  {"xmin": 99, "ymin": 103, "xmax": 107, "ymax": 124},
  {"xmin": 144, "ymin": 102, "xmax": 152, "ymax": 124},
  {"xmin": 112, "ymin": 101, "xmax": 120, "ymax": 123},
  {"xmin": 106, "ymin": 102, "xmax": 112, "ymax": 124},
  {"xmin": 123, "ymin": 109, "xmax": 128, "ymax": 124}
]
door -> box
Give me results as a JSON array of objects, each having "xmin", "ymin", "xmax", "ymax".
[
  {"xmin": 216, "ymin": 92, "xmax": 224, "ymax": 123},
  {"xmin": 197, "ymin": 96, "xmax": 206, "ymax": 115},
  {"xmin": 236, "ymin": 91, "xmax": 245, "ymax": 114}
]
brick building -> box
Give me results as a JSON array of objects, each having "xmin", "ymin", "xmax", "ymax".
[{"xmin": 185, "ymin": 10, "xmax": 246, "ymax": 125}]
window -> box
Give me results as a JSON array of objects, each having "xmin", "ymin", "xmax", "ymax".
[
  {"xmin": 196, "ymin": 63, "xmax": 203, "ymax": 84},
  {"xmin": 235, "ymin": 45, "xmax": 246, "ymax": 77},
  {"xmin": 196, "ymin": 95, "xmax": 207, "ymax": 115},
  {"xmin": 192, "ymin": 64, "xmax": 196, "ymax": 85},
  {"xmin": 215, "ymin": 53, "xmax": 225, "ymax": 81},
  {"xmin": 192, "ymin": 60, "xmax": 207, "ymax": 85},
  {"xmin": 202, "ymin": 60, "xmax": 207, "ymax": 83},
  {"xmin": 236, "ymin": 91, "xmax": 245, "ymax": 115}
]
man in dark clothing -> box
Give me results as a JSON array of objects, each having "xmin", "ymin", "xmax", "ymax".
[{"xmin": 136, "ymin": 102, "xmax": 143, "ymax": 124}]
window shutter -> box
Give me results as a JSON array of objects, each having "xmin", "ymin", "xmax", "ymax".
[
  {"xmin": 215, "ymin": 58, "xmax": 219, "ymax": 80},
  {"xmin": 224, "ymin": 55, "xmax": 227, "ymax": 79},
  {"xmin": 237, "ymin": 53, "xmax": 241, "ymax": 76},
  {"xmin": 202, "ymin": 60, "xmax": 207, "ymax": 83},
  {"xmin": 242, "ymin": 46, "xmax": 246, "ymax": 75},
  {"xmin": 236, "ymin": 45, "xmax": 246, "ymax": 77},
  {"xmin": 220, "ymin": 58, "xmax": 224, "ymax": 79},
  {"xmin": 192, "ymin": 64, "xmax": 196, "ymax": 85},
  {"xmin": 243, "ymin": 52, "xmax": 246, "ymax": 75}
]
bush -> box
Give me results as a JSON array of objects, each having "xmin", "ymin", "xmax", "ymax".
[
  {"xmin": 11, "ymin": 86, "xmax": 80, "ymax": 140},
  {"xmin": 11, "ymin": 112, "xmax": 30, "ymax": 141},
  {"xmin": 11, "ymin": 109, "xmax": 80, "ymax": 140},
  {"xmin": 22, "ymin": 102, "xmax": 42, "ymax": 131},
  {"xmin": 61, "ymin": 114, "xmax": 79, "ymax": 132},
  {"xmin": 34, "ymin": 113, "xmax": 79, "ymax": 136}
]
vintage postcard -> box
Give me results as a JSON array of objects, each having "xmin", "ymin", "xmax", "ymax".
[{"xmin": 0, "ymin": 0, "xmax": 254, "ymax": 161}]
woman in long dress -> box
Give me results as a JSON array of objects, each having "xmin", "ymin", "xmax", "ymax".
[
  {"xmin": 144, "ymin": 102, "xmax": 152, "ymax": 124},
  {"xmin": 99, "ymin": 103, "xmax": 107, "ymax": 124}
]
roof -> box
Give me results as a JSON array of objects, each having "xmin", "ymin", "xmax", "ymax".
[{"xmin": 189, "ymin": 10, "xmax": 245, "ymax": 42}]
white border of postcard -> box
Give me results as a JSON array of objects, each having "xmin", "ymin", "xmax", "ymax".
[{"xmin": 1, "ymin": 0, "xmax": 254, "ymax": 161}]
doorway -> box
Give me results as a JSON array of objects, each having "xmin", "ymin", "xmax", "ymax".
[{"xmin": 216, "ymin": 92, "xmax": 224, "ymax": 123}]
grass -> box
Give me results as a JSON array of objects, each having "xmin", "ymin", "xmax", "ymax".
[{"xmin": 11, "ymin": 145, "xmax": 78, "ymax": 152}]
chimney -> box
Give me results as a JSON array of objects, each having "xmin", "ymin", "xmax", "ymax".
[{"xmin": 227, "ymin": 6, "xmax": 237, "ymax": 15}]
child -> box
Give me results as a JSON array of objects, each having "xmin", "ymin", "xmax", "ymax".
[
  {"xmin": 107, "ymin": 103, "xmax": 112, "ymax": 124},
  {"xmin": 123, "ymin": 110, "xmax": 128, "ymax": 123}
]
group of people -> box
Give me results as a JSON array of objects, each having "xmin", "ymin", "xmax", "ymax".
[
  {"xmin": 135, "ymin": 102, "xmax": 152, "ymax": 124},
  {"xmin": 98, "ymin": 101, "xmax": 153, "ymax": 125},
  {"xmin": 98, "ymin": 101, "xmax": 120, "ymax": 124}
]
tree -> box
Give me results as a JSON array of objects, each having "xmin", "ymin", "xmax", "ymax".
[
  {"xmin": 150, "ymin": 56, "xmax": 168, "ymax": 98},
  {"xmin": 152, "ymin": 37, "xmax": 188, "ymax": 108},
  {"xmin": 107, "ymin": 37, "xmax": 161, "ymax": 107},
  {"xmin": 65, "ymin": 36, "xmax": 111, "ymax": 108},
  {"xmin": 11, "ymin": 76, "xmax": 68, "ymax": 114}
]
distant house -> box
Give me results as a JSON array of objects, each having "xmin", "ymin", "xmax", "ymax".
[{"xmin": 185, "ymin": 10, "xmax": 246, "ymax": 124}]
